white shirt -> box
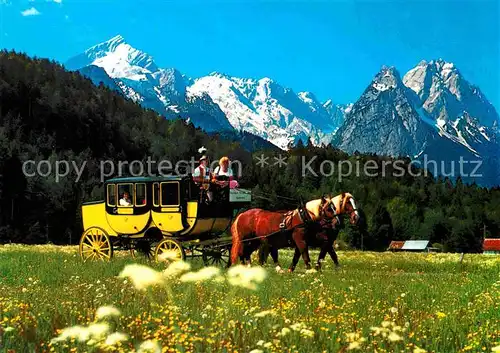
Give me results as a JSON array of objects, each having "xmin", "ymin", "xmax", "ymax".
[
  {"xmin": 119, "ymin": 198, "xmax": 132, "ymax": 206},
  {"xmin": 193, "ymin": 165, "xmax": 211, "ymax": 180},
  {"xmin": 214, "ymin": 166, "xmax": 233, "ymax": 177}
]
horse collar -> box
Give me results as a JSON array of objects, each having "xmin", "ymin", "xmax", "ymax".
[{"xmin": 298, "ymin": 206, "xmax": 310, "ymax": 223}]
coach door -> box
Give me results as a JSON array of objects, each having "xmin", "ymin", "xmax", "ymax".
[
  {"xmin": 105, "ymin": 182, "xmax": 151, "ymax": 235},
  {"xmin": 151, "ymin": 181, "xmax": 187, "ymax": 234}
]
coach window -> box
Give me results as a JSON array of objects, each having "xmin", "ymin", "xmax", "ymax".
[
  {"xmin": 135, "ymin": 183, "xmax": 147, "ymax": 206},
  {"xmin": 153, "ymin": 183, "xmax": 160, "ymax": 207},
  {"xmin": 161, "ymin": 182, "xmax": 180, "ymax": 206},
  {"xmin": 117, "ymin": 183, "xmax": 133, "ymax": 207},
  {"xmin": 107, "ymin": 184, "xmax": 116, "ymax": 206}
]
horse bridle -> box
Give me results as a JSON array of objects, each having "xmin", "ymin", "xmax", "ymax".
[{"xmin": 328, "ymin": 194, "xmax": 360, "ymax": 221}]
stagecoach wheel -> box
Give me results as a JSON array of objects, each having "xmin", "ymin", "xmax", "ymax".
[
  {"xmin": 79, "ymin": 227, "xmax": 113, "ymax": 262},
  {"xmin": 154, "ymin": 238, "xmax": 185, "ymax": 263},
  {"xmin": 202, "ymin": 246, "xmax": 230, "ymax": 267},
  {"xmin": 130, "ymin": 240, "xmax": 156, "ymax": 260}
]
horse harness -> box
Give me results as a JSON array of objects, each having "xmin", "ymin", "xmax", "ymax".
[
  {"xmin": 279, "ymin": 203, "xmax": 313, "ymax": 230},
  {"xmin": 237, "ymin": 195, "xmax": 358, "ymax": 246}
]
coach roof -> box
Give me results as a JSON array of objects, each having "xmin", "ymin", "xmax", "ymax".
[{"xmin": 104, "ymin": 175, "xmax": 186, "ymax": 184}]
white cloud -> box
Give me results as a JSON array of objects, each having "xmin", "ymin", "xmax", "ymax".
[
  {"xmin": 21, "ymin": 7, "xmax": 41, "ymax": 16},
  {"xmin": 53, "ymin": 0, "xmax": 62, "ymax": 3}
]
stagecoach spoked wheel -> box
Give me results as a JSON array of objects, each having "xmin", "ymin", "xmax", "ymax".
[
  {"xmin": 79, "ymin": 227, "xmax": 113, "ymax": 262},
  {"xmin": 202, "ymin": 247, "xmax": 230, "ymax": 267},
  {"xmin": 154, "ymin": 238, "xmax": 185, "ymax": 263},
  {"xmin": 130, "ymin": 240, "xmax": 156, "ymax": 260}
]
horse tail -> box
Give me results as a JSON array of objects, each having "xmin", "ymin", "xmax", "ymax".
[{"xmin": 230, "ymin": 213, "xmax": 244, "ymax": 265}]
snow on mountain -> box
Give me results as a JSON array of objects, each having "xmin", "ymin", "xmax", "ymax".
[
  {"xmin": 186, "ymin": 72, "xmax": 342, "ymax": 149},
  {"xmin": 333, "ymin": 64, "xmax": 500, "ymax": 186},
  {"xmin": 403, "ymin": 59, "xmax": 499, "ymax": 128},
  {"xmin": 333, "ymin": 66, "xmax": 432, "ymax": 157},
  {"xmin": 66, "ymin": 36, "xmax": 232, "ymax": 132},
  {"xmin": 67, "ymin": 35, "xmax": 344, "ymax": 149},
  {"xmin": 402, "ymin": 59, "xmax": 499, "ymax": 160},
  {"xmin": 66, "ymin": 36, "xmax": 499, "ymax": 184},
  {"xmin": 66, "ymin": 35, "xmax": 158, "ymax": 78},
  {"xmin": 77, "ymin": 65, "xmax": 123, "ymax": 93}
]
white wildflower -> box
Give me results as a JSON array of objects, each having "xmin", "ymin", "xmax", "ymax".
[
  {"xmin": 95, "ymin": 305, "xmax": 121, "ymax": 320},
  {"xmin": 104, "ymin": 332, "xmax": 128, "ymax": 346},
  {"xmin": 227, "ymin": 265, "xmax": 267, "ymax": 290},
  {"xmin": 163, "ymin": 260, "xmax": 191, "ymax": 278},
  {"xmin": 137, "ymin": 339, "xmax": 162, "ymax": 353},
  {"xmin": 179, "ymin": 267, "xmax": 220, "ymax": 282},
  {"xmin": 118, "ymin": 264, "xmax": 164, "ymax": 290},
  {"xmin": 254, "ymin": 310, "xmax": 275, "ymax": 318}
]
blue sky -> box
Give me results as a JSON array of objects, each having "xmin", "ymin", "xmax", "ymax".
[{"xmin": 1, "ymin": 0, "xmax": 499, "ymax": 108}]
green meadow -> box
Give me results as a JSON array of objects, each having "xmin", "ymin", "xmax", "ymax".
[{"xmin": 0, "ymin": 244, "xmax": 499, "ymax": 353}]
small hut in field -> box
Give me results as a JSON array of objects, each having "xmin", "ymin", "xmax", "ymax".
[
  {"xmin": 387, "ymin": 240, "xmax": 430, "ymax": 252},
  {"xmin": 483, "ymin": 239, "xmax": 500, "ymax": 255},
  {"xmin": 387, "ymin": 241, "xmax": 405, "ymax": 251}
]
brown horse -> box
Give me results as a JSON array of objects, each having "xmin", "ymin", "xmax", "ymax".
[
  {"xmin": 230, "ymin": 197, "xmax": 335, "ymax": 268},
  {"xmin": 230, "ymin": 193, "xmax": 361, "ymax": 269},
  {"xmin": 248, "ymin": 193, "xmax": 362, "ymax": 271},
  {"xmin": 288, "ymin": 216, "xmax": 341, "ymax": 272},
  {"xmin": 289, "ymin": 192, "xmax": 362, "ymax": 271}
]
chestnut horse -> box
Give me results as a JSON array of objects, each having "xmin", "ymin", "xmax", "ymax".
[
  {"xmin": 246, "ymin": 193, "xmax": 362, "ymax": 271},
  {"xmin": 287, "ymin": 192, "xmax": 361, "ymax": 271},
  {"xmin": 230, "ymin": 196, "xmax": 336, "ymax": 268},
  {"xmin": 230, "ymin": 193, "xmax": 361, "ymax": 269},
  {"xmin": 288, "ymin": 216, "xmax": 341, "ymax": 271}
]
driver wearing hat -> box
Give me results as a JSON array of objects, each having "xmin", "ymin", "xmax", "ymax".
[{"xmin": 193, "ymin": 155, "xmax": 213, "ymax": 202}]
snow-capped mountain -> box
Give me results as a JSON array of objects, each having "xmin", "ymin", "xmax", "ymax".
[
  {"xmin": 186, "ymin": 73, "xmax": 341, "ymax": 148},
  {"xmin": 66, "ymin": 35, "xmax": 344, "ymax": 149},
  {"xmin": 66, "ymin": 35, "xmax": 232, "ymax": 132},
  {"xmin": 333, "ymin": 64, "xmax": 500, "ymax": 185},
  {"xmin": 402, "ymin": 59, "xmax": 499, "ymax": 156},
  {"xmin": 404, "ymin": 59, "xmax": 498, "ymax": 128},
  {"xmin": 66, "ymin": 35, "xmax": 499, "ymax": 185},
  {"xmin": 66, "ymin": 35, "xmax": 159, "ymax": 79},
  {"xmin": 332, "ymin": 66, "xmax": 432, "ymax": 157}
]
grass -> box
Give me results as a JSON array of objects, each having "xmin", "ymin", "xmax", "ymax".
[{"xmin": 0, "ymin": 244, "xmax": 499, "ymax": 353}]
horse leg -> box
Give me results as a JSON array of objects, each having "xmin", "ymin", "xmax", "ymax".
[
  {"xmin": 292, "ymin": 229, "xmax": 311, "ymax": 270},
  {"xmin": 230, "ymin": 218, "xmax": 244, "ymax": 265},
  {"xmin": 292, "ymin": 230, "xmax": 311, "ymax": 270},
  {"xmin": 288, "ymin": 247, "xmax": 301, "ymax": 272},
  {"xmin": 269, "ymin": 246, "xmax": 283, "ymax": 272},
  {"xmin": 302, "ymin": 245, "xmax": 312, "ymax": 270},
  {"xmin": 246, "ymin": 241, "xmax": 259, "ymax": 266},
  {"xmin": 328, "ymin": 245, "xmax": 340, "ymax": 267},
  {"xmin": 316, "ymin": 244, "xmax": 328, "ymax": 271},
  {"xmin": 258, "ymin": 242, "xmax": 269, "ymax": 265}
]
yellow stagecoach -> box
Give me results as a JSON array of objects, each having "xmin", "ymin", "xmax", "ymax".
[{"xmin": 79, "ymin": 175, "xmax": 251, "ymax": 266}]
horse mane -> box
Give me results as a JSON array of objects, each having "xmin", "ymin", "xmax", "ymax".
[
  {"xmin": 301, "ymin": 193, "xmax": 356, "ymax": 219},
  {"xmin": 330, "ymin": 192, "xmax": 354, "ymax": 214},
  {"xmin": 305, "ymin": 198, "xmax": 326, "ymax": 219}
]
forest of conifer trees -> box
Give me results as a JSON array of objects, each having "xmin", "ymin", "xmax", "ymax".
[{"xmin": 0, "ymin": 50, "xmax": 499, "ymax": 252}]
